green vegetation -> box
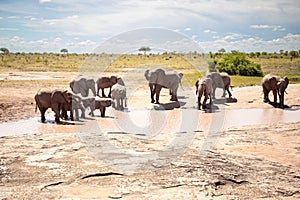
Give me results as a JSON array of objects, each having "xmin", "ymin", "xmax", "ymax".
[
  {"xmin": 215, "ymin": 51, "xmax": 263, "ymax": 76},
  {"xmin": 138, "ymin": 46, "xmax": 151, "ymax": 55},
  {"xmin": 0, "ymin": 50, "xmax": 299, "ymax": 86}
]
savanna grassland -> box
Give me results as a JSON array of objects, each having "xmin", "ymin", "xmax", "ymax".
[{"xmin": 1, "ymin": 52, "xmax": 300, "ymax": 87}]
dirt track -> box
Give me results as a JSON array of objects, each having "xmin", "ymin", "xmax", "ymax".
[{"xmin": 0, "ymin": 71, "xmax": 300, "ymax": 199}]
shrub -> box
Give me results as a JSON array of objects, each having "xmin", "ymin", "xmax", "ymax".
[{"xmin": 216, "ymin": 51, "xmax": 263, "ymax": 76}]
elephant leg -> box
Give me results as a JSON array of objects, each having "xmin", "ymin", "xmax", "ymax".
[
  {"xmin": 70, "ymin": 109, "xmax": 74, "ymax": 121},
  {"xmin": 80, "ymin": 106, "xmax": 85, "ymax": 118},
  {"xmin": 52, "ymin": 104, "xmax": 61, "ymax": 123},
  {"xmin": 120, "ymin": 98, "xmax": 124, "ymax": 110},
  {"xmin": 263, "ymin": 85, "xmax": 270, "ymax": 102},
  {"xmin": 212, "ymin": 87, "xmax": 216, "ymax": 99},
  {"xmin": 154, "ymin": 85, "xmax": 162, "ymax": 104},
  {"xmin": 202, "ymin": 95, "xmax": 208, "ymax": 109},
  {"xmin": 116, "ymin": 98, "xmax": 121, "ymax": 110},
  {"xmin": 272, "ymin": 90, "xmax": 277, "ymax": 104},
  {"xmin": 89, "ymin": 104, "xmax": 95, "ymax": 117},
  {"xmin": 101, "ymin": 88, "xmax": 106, "ymax": 97},
  {"xmin": 150, "ymin": 87, "xmax": 155, "ymax": 103},
  {"xmin": 227, "ymin": 87, "xmax": 232, "ymax": 98},
  {"xmin": 62, "ymin": 110, "xmax": 67, "ymax": 120},
  {"xmin": 222, "ymin": 87, "xmax": 226, "ymax": 97},
  {"xmin": 100, "ymin": 107, "xmax": 106, "ymax": 117},
  {"xmin": 197, "ymin": 96, "xmax": 201, "ymax": 110},
  {"xmin": 40, "ymin": 108, "xmax": 46, "ymax": 123},
  {"xmin": 108, "ymin": 87, "xmax": 112, "ymax": 98}
]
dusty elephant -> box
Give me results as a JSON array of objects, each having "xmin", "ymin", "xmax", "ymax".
[
  {"xmin": 70, "ymin": 78, "xmax": 96, "ymax": 97},
  {"xmin": 51, "ymin": 89, "xmax": 72, "ymax": 123},
  {"xmin": 35, "ymin": 88, "xmax": 52, "ymax": 123},
  {"xmin": 144, "ymin": 68, "xmax": 183, "ymax": 104},
  {"xmin": 92, "ymin": 97, "xmax": 112, "ymax": 117},
  {"xmin": 262, "ymin": 74, "xmax": 289, "ymax": 108},
  {"xmin": 111, "ymin": 78, "xmax": 127, "ymax": 110},
  {"xmin": 207, "ymin": 72, "xmax": 232, "ymax": 98},
  {"xmin": 61, "ymin": 93, "xmax": 86, "ymax": 121},
  {"xmin": 195, "ymin": 77, "xmax": 213, "ymax": 110},
  {"xmin": 96, "ymin": 76, "xmax": 118, "ymax": 97}
]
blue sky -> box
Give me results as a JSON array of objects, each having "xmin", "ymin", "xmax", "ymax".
[{"xmin": 0, "ymin": 0, "xmax": 299, "ymax": 53}]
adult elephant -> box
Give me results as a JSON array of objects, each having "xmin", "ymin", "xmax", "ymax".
[
  {"xmin": 70, "ymin": 78, "xmax": 96, "ymax": 97},
  {"xmin": 35, "ymin": 88, "xmax": 52, "ymax": 123},
  {"xmin": 144, "ymin": 68, "xmax": 183, "ymax": 104},
  {"xmin": 51, "ymin": 89, "xmax": 72, "ymax": 123},
  {"xmin": 262, "ymin": 74, "xmax": 289, "ymax": 108},
  {"xmin": 96, "ymin": 76, "xmax": 118, "ymax": 97},
  {"xmin": 207, "ymin": 72, "xmax": 232, "ymax": 98}
]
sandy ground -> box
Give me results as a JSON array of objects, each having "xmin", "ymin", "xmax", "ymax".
[{"xmin": 0, "ymin": 71, "xmax": 300, "ymax": 199}]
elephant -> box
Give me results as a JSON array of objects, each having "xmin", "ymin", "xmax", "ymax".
[
  {"xmin": 144, "ymin": 68, "xmax": 183, "ymax": 104},
  {"xmin": 92, "ymin": 97, "xmax": 112, "ymax": 117},
  {"xmin": 207, "ymin": 72, "xmax": 232, "ymax": 98},
  {"xmin": 61, "ymin": 93, "xmax": 85, "ymax": 121},
  {"xmin": 51, "ymin": 89, "xmax": 72, "ymax": 123},
  {"xmin": 111, "ymin": 79, "xmax": 127, "ymax": 110},
  {"xmin": 70, "ymin": 78, "xmax": 96, "ymax": 97},
  {"xmin": 96, "ymin": 76, "xmax": 118, "ymax": 97},
  {"xmin": 34, "ymin": 88, "xmax": 52, "ymax": 123},
  {"xmin": 262, "ymin": 74, "xmax": 289, "ymax": 108},
  {"xmin": 195, "ymin": 77, "xmax": 213, "ymax": 110}
]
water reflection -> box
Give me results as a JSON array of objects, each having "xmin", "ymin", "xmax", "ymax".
[{"xmin": 0, "ymin": 108, "xmax": 299, "ymax": 137}]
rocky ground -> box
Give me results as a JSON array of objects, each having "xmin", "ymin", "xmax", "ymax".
[{"xmin": 0, "ymin": 71, "xmax": 300, "ymax": 199}]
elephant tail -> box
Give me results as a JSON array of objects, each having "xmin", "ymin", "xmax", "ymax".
[{"xmin": 144, "ymin": 69, "xmax": 150, "ymax": 81}]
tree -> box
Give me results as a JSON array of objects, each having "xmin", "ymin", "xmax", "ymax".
[
  {"xmin": 279, "ymin": 49, "xmax": 284, "ymax": 54},
  {"xmin": 60, "ymin": 48, "xmax": 68, "ymax": 54},
  {"xmin": 216, "ymin": 51, "xmax": 263, "ymax": 76},
  {"xmin": 138, "ymin": 46, "xmax": 151, "ymax": 55},
  {"xmin": 0, "ymin": 47, "xmax": 9, "ymax": 62},
  {"xmin": 218, "ymin": 48, "xmax": 226, "ymax": 53},
  {"xmin": 289, "ymin": 50, "xmax": 299, "ymax": 61}
]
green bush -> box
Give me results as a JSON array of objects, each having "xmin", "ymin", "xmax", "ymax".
[{"xmin": 216, "ymin": 51, "xmax": 263, "ymax": 76}]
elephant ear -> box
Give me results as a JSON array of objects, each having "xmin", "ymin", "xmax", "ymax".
[
  {"xmin": 284, "ymin": 76, "xmax": 289, "ymax": 86},
  {"xmin": 195, "ymin": 79, "xmax": 200, "ymax": 88}
]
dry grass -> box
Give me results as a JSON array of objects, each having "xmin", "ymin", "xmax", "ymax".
[{"xmin": 1, "ymin": 53, "xmax": 300, "ymax": 86}]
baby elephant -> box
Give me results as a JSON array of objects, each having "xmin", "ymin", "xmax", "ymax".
[
  {"xmin": 61, "ymin": 93, "xmax": 85, "ymax": 121},
  {"xmin": 195, "ymin": 77, "xmax": 213, "ymax": 110},
  {"xmin": 111, "ymin": 79, "xmax": 127, "ymax": 110},
  {"xmin": 93, "ymin": 97, "xmax": 112, "ymax": 117}
]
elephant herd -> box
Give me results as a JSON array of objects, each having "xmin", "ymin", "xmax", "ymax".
[
  {"xmin": 34, "ymin": 76, "xmax": 126, "ymax": 123},
  {"xmin": 34, "ymin": 68, "xmax": 289, "ymax": 124}
]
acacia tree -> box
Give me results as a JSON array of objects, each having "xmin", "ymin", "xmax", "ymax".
[
  {"xmin": 60, "ymin": 48, "xmax": 68, "ymax": 54},
  {"xmin": 0, "ymin": 47, "xmax": 9, "ymax": 62},
  {"xmin": 138, "ymin": 46, "xmax": 151, "ymax": 55}
]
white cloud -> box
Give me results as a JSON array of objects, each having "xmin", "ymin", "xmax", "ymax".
[
  {"xmin": 199, "ymin": 33, "xmax": 300, "ymax": 53},
  {"xmin": 203, "ymin": 29, "xmax": 217, "ymax": 34},
  {"xmin": 7, "ymin": 16, "xmax": 20, "ymax": 19},
  {"xmin": 39, "ymin": 0, "xmax": 52, "ymax": 3},
  {"xmin": 184, "ymin": 27, "xmax": 191, "ymax": 31},
  {"xmin": 250, "ymin": 25, "xmax": 286, "ymax": 31},
  {"xmin": 0, "ymin": 28, "xmax": 18, "ymax": 31}
]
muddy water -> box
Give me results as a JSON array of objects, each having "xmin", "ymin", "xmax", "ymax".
[{"xmin": 0, "ymin": 107, "xmax": 299, "ymax": 137}]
